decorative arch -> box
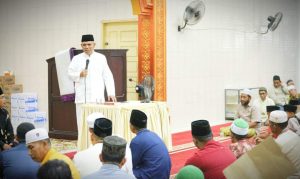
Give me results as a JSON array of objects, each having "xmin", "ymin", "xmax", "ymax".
[{"xmin": 131, "ymin": 0, "xmax": 166, "ymax": 101}]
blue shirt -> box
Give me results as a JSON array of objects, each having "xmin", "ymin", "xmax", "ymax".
[
  {"xmin": 84, "ymin": 163, "xmax": 136, "ymax": 179},
  {"xmin": 0, "ymin": 142, "xmax": 40, "ymax": 179},
  {"xmin": 130, "ymin": 129, "xmax": 171, "ymax": 179}
]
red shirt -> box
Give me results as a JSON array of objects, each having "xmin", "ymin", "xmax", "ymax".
[{"xmin": 185, "ymin": 140, "xmax": 236, "ymax": 179}]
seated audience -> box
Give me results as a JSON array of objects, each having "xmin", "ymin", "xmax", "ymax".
[
  {"xmin": 284, "ymin": 104, "xmax": 300, "ymax": 134},
  {"xmin": 253, "ymin": 87, "xmax": 275, "ymax": 124},
  {"xmin": 176, "ymin": 165, "xmax": 204, "ymax": 179},
  {"xmin": 185, "ymin": 120, "xmax": 236, "ymax": 179},
  {"xmin": 84, "ymin": 136, "xmax": 135, "ymax": 179},
  {"xmin": 268, "ymin": 75, "xmax": 289, "ymax": 107},
  {"xmin": 229, "ymin": 118, "xmax": 255, "ymax": 158},
  {"xmin": 286, "ymin": 79, "xmax": 295, "ymax": 86},
  {"xmin": 235, "ymin": 88, "xmax": 261, "ymax": 133},
  {"xmin": 37, "ymin": 159, "xmax": 72, "ymax": 179},
  {"xmin": 269, "ymin": 111, "xmax": 300, "ymax": 178},
  {"xmin": 25, "ymin": 128, "xmax": 80, "ymax": 179},
  {"xmin": 257, "ymin": 105, "xmax": 280, "ymax": 140},
  {"xmin": 289, "ymin": 100, "xmax": 300, "ymax": 114},
  {"xmin": 73, "ymin": 116, "xmax": 132, "ymax": 177},
  {"xmin": 86, "ymin": 112, "xmax": 104, "ymax": 143},
  {"xmin": 0, "ymin": 87, "xmax": 14, "ymax": 151},
  {"xmin": 129, "ymin": 109, "xmax": 171, "ymax": 179},
  {"xmin": 0, "ymin": 122, "xmax": 39, "ymax": 179},
  {"xmin": 287, "ymin": 85, "xmax": 300, "ymax": 102}
]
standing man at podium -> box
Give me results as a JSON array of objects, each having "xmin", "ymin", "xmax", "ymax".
[{"xmin": 68, "ymin": 34, "xmax": 117, "ymax": 137}]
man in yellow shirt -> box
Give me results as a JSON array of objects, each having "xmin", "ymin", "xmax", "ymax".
[{"xmin": 25, "ymin": 128, "xmax": 80, "ymax": 179}]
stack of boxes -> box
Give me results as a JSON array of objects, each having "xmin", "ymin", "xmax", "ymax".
[
  {"xmin": 11, "ymin": 93, "xmax": 47, "ymax": 133},
  {"xmin": 0, "ymin": 74, "xmax": 47, "ymax": 133},
  {"xmin": 0, "ymin": 75, "xmax": 23, "ymax": 114}
]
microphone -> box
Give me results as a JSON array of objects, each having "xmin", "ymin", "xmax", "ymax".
[
  {"xmin": 129, "ymin": 78, "xmax": 134, "ymax": 82},
  {"xmin": 85, "ymin": 59, "xmax": 90, "ymax": 70}
]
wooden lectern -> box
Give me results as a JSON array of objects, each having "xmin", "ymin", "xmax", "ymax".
[{"xmin": 46, "ymin": 49, "xmax": 127, "ymax": 139}]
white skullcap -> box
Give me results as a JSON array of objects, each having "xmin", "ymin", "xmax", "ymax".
[
  {"xmin": 230, "ymin": 118, "xmax": 249, "ymax": 136},
  {"xmin": 25, "ymin": 128, "xmax": 49, "ymax": 145},
  {"xmin": 87, "ymin": 112, "xmax": 105, "ymax": 128},
  {"xmin": 287, "ymin": 85, "xmax": 296, "ymax": 91},
  {"xmin": 240, "ymin": 88, "xmax": 252, "ymax": 97},
  {"xmin": 269, "ymin": 110, "xmax": 288, "ymax": 123}
]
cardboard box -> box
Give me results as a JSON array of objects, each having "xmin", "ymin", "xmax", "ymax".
[
  {"xmin": 2, "ymin": 75, "xmax": 15, "ymax": 85},
  {"xmin": 32, "ymin": 112, "xmax": 47, "ymax": 130},
  {"xmin": 3, "ymin": 84, "xmax": 23, "ymax": 94},
  {"xmin": 3, "ymin": 94, "xmax": 10, "ymax": 102},
  {"xmin": 17, "ymin": 93, "xmax": 38, "ymax": 108},
  {"xmin": 11, "ymin": 108, "xmax": 19, "ymax": 117},
  {"xmin": 11, "ymin": 94, "xmax": 19, "ymax": 108}
]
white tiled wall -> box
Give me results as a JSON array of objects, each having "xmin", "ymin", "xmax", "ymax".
[{"xmin": 167, "ymin": 0, "xmax": 299, "ymax": 132}]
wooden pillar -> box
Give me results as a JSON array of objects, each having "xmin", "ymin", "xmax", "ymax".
[{"xmin": 133, "ymin": 0, "xmax": 166, "ymax": 101}]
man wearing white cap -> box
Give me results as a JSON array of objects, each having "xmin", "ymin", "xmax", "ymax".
[
  {"xmin": 25, "ymin": 128, "xmax": 80, "ymax": 179},
  {"xmin": 235, "ymin": 88, "xmax": 261, "ymax": 133},
  {"xmin": 229, "ymin": 118, "xmax": 255, "ymax": 158},
  {"xmin": 287, "ymin": 85, "xmax": 300, "ymax": 102},
  {"xmin": 269, "ymin": 111, "xmax": 300, "ymax": 178}
]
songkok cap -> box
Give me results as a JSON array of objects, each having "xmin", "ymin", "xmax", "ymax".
[
  {"xmin": 130, "ymin": 110, "xmax": 147, "ymax": 128},
  {"xmin": 287, "ymin": 85, "xmax": 296, "ymax": 91},
  {"xmin": 26, "ymin": 128, "xmax": 49, "ymax": 145},
  {"xmin": 230, "ymin": 118, "xmax": 249, "ymax": 136},
  {"xmin": 240, "ymin": 88, "xmax": 252, "ymax": 97},
  {"xmin": 269, "ymin": 111, "xmax": 288, "ymax": 123},
  {"xmin": 259, "ymin": 87, "xmax": 267, "ymax": 92},
  {"xmin": 0, "ymin": 87, "xmax": 3, "ymax": 95},
  {"xmin": 176, "ymin": 165, "xmax": 204, "ymax": 179},
  {"xmin": 266, "ymin": 105, "xmax": 280, "ymax": 112},
  {"xmin": 191, "ymin": 120, "xmax": 212, "ymax": 138},
  {"xmin": 273, "ymin": 75, "xmax": 281, "ymax": 81},
  {"xmin": 289, "ymin": 100, "xmax": 300, "ymax": 105},
  {"xmin": 94, "ymin": 118, "xmax": 112, "ymax": 138},
  {"xmin": 283, "ymin": 104, "xmax": 297, "ymax": 113},
  {"xmin": 81, "ymin": 34, "xmax": 94, "ymax": 42},
  {"xmin": 87, "ymin": 112, "xmax": 105, "ymax": 128},
  {"xmin": 102, "ymin": 136, "xmax": 127, "ymax": 158},
  {"xmin": 17, "ymin": 122, "xmax": 35, "ymax": 142}
]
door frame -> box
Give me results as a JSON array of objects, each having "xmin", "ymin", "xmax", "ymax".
[{"xmin": 101, "ymin": 19, "xmax": 138, "ymax": 48}]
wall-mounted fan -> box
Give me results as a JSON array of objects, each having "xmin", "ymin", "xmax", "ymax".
[
  {"xmin": 135, "ymin": 75, "xmax": 155, "ymax": 103},
  {"xmin": 178, "ymin": 0, "xmax": 205, "ymax": 32},
  {"xmin": 261, "ymin": 12, "xmax": 283, "ymax": 34}
]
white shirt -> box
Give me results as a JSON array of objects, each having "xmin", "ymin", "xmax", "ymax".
[
  {"xmin": 268, "ymin": 86, "xmax": 289, "ymax": 105},
  {"xmin": 276, "ymin": 129, "xmax": 300, "ymax": 178},
  {"xmin": 68, "ymin": 51, "xmax": 115, "ymax": 104},
  {"xmin": 253, "ymin": 97, "xmax": 275, "ymax": 122},
  {"xmin": 73, "ymin": 143, "xmax": 133, "ymax": 177}
]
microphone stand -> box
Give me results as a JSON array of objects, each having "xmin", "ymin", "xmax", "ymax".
[{"xmin": 84, "ymin": 76, "xmax": 86, "ymax": 104}]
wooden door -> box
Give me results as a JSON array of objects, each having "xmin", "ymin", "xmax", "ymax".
[{"xmin": 103, "ymin": 21, "xmax": 138, "ymax": 100}]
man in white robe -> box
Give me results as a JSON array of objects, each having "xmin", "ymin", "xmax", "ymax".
[
  {"xmin": 269, "ymin": 110, "xmax": 300, "ymax": 178},
  {"xmin": 253, "ymin": 87, "xmax": 275, "ymax": 124},
  {"xmin": 68, "ymin": 34, "xmax": 116, "ymax": 135}
]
